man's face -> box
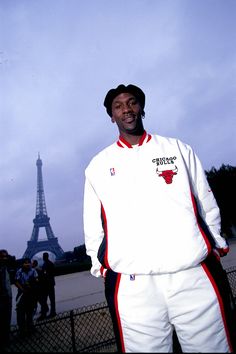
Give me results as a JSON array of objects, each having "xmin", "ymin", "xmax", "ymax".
[
  {"xmin": 23, "ymin": 259, "xmax": 31, "ymax": 272},
  {"xmin": 111, "ymin": 92, "xmax": 143, "ymax": 134}
]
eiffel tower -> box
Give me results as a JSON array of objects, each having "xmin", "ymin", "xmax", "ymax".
[{"xmin": 23, "ymin": 154, "xmax": 64, "ymax": 260}]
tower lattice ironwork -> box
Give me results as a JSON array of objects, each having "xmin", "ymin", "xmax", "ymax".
[{"xmin": 23, "ymin": 154, "xmax": 64, "ymax": 259}]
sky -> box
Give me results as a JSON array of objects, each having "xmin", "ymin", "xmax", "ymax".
[{"xmin": 0, "ymin": 0, "xmax": 235, "ymax": 260}]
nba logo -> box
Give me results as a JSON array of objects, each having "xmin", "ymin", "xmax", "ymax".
[
  {"xmin": 110, "ymin": 168, "xmax": 115, "ymax": 176},
  {"xmin": 130, "ymin": 274, "xmax": 135, "ymax": 281}
]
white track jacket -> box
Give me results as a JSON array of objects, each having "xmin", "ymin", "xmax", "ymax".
[{"xmin": 83, "ymin": 132, "xmax": 228, "ymax": 277}]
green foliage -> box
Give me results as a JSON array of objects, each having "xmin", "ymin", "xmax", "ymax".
[
  {"xmin": 53, "ymin": 244, "xmax": 92, "ymax": 276},
  {"xmin": 54, "ymin": 257, "xmax": 92, "ymax": 276},
  {"xmin": 206, "ymin": 164, "xmax": 236, "ymax": 238}
]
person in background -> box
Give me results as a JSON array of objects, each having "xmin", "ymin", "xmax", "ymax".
[
  {"xmin": 0, "ymin": 249, "xmax": 13, "ymax": 349},
  {"xmin": 15, "ymin": 257, "xmax": 38, "ymax": 336},
  {"xmin": 83, "ymin": 83, "xmax": 236, "ymax": 352},
  {"xmin": 31, "ymin": 259, "xmax": 45, "ymax": 318},
  {"xmin": 38, "ymin": 252, "xmax": 56, "ymax": 320}
]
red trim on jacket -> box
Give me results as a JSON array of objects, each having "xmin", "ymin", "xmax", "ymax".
[
  {"xmin": 190, "ymin": 190, "xmax": 212, "ymax": 254},
  {"xmin": 119, "ymin": 136, "xmax": 133, "ymax": 148},
  {"xmin": 138, "ymin": 131, "xmax": 147, "ymax": 146},
  {"xmin": 116, "ymin": 131, "xmax": 152, "ymax": 148}
]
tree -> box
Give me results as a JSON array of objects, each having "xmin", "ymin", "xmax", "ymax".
[
  {"xmin": 73, "ymin": 244, "xmax": 90, "ymax": 262},
  {"xmin": 206, "ymin": 164, "xmax": 236, "ymax": 238}
]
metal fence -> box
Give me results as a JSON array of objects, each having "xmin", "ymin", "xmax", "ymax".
[
  {"xmin": 5, "ymin": 267, "xmax": 236, "ymax": 353},
  {"xmin": 6, "ymin": 302, "xmax": 117, "ymax": 353},
  {"xmin": 226, "ymin": 266, "xmax": 236, "ymax": 301}
]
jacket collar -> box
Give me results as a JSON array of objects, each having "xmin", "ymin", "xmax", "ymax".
[{"xmin": 117, "ymin": 131, "xmax": 152, "ymax": 148}]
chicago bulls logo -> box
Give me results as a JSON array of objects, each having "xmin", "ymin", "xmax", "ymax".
[{"xmin": 156, "ymin": 166, "xmax": 178, "ymax": 184}]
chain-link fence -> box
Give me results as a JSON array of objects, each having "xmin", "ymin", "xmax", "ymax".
[
  {"xmin": 6, "ymin": 302, "xmax": 117, "ymax": 353},
  {"xmin": 226, "ymin": 266, "xmax": 236, "ymax": 301},
  {"xmin": 5, "ymin": 267, "xmax": 236, "ymax": 353}
]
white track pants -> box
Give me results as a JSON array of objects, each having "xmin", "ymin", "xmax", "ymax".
[{"xmin": 105, "ymin": 257, "xmax": 234, "ymax": 352}]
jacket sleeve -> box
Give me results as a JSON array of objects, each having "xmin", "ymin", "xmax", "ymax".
[
  {"xmin": 186, "ymin": 143, "xmax": 229, "ymax": 256},
  {"xmin": 83, "ymin": 174, "xmax": 104, "ymax": 277}
]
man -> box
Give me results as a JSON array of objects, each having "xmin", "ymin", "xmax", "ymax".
[
  {"xmin": 31, "ymin": 259, "xmax": 44, "ymax": 318},
  {"xmin": 0, "ymin": 249, "xmax": 13, "ymax": 349},
  {"xmin": 15, "ymin": 257, "xmax": 38, "ymax": 336},
  {"xmin": 39, "ymin": 252, "xmax": 56, "ymax": 319},
  {"xmin": 83, "ymin": 84, "xmax": 236, "ymax": 352}
]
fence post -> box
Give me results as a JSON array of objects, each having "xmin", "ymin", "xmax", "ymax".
[{"xmin": 70, "ymin": 310, "xmax": 76, "ymax": 352}]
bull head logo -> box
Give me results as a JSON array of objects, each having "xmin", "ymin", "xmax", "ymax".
[{"xmin": 156, "ymin": 166, "xmax": 178, "ymax": 184}]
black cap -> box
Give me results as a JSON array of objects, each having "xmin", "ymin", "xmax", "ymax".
[{"xmin": 104, "ymin": 84, "xmax": 145, "ymax": 117}]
